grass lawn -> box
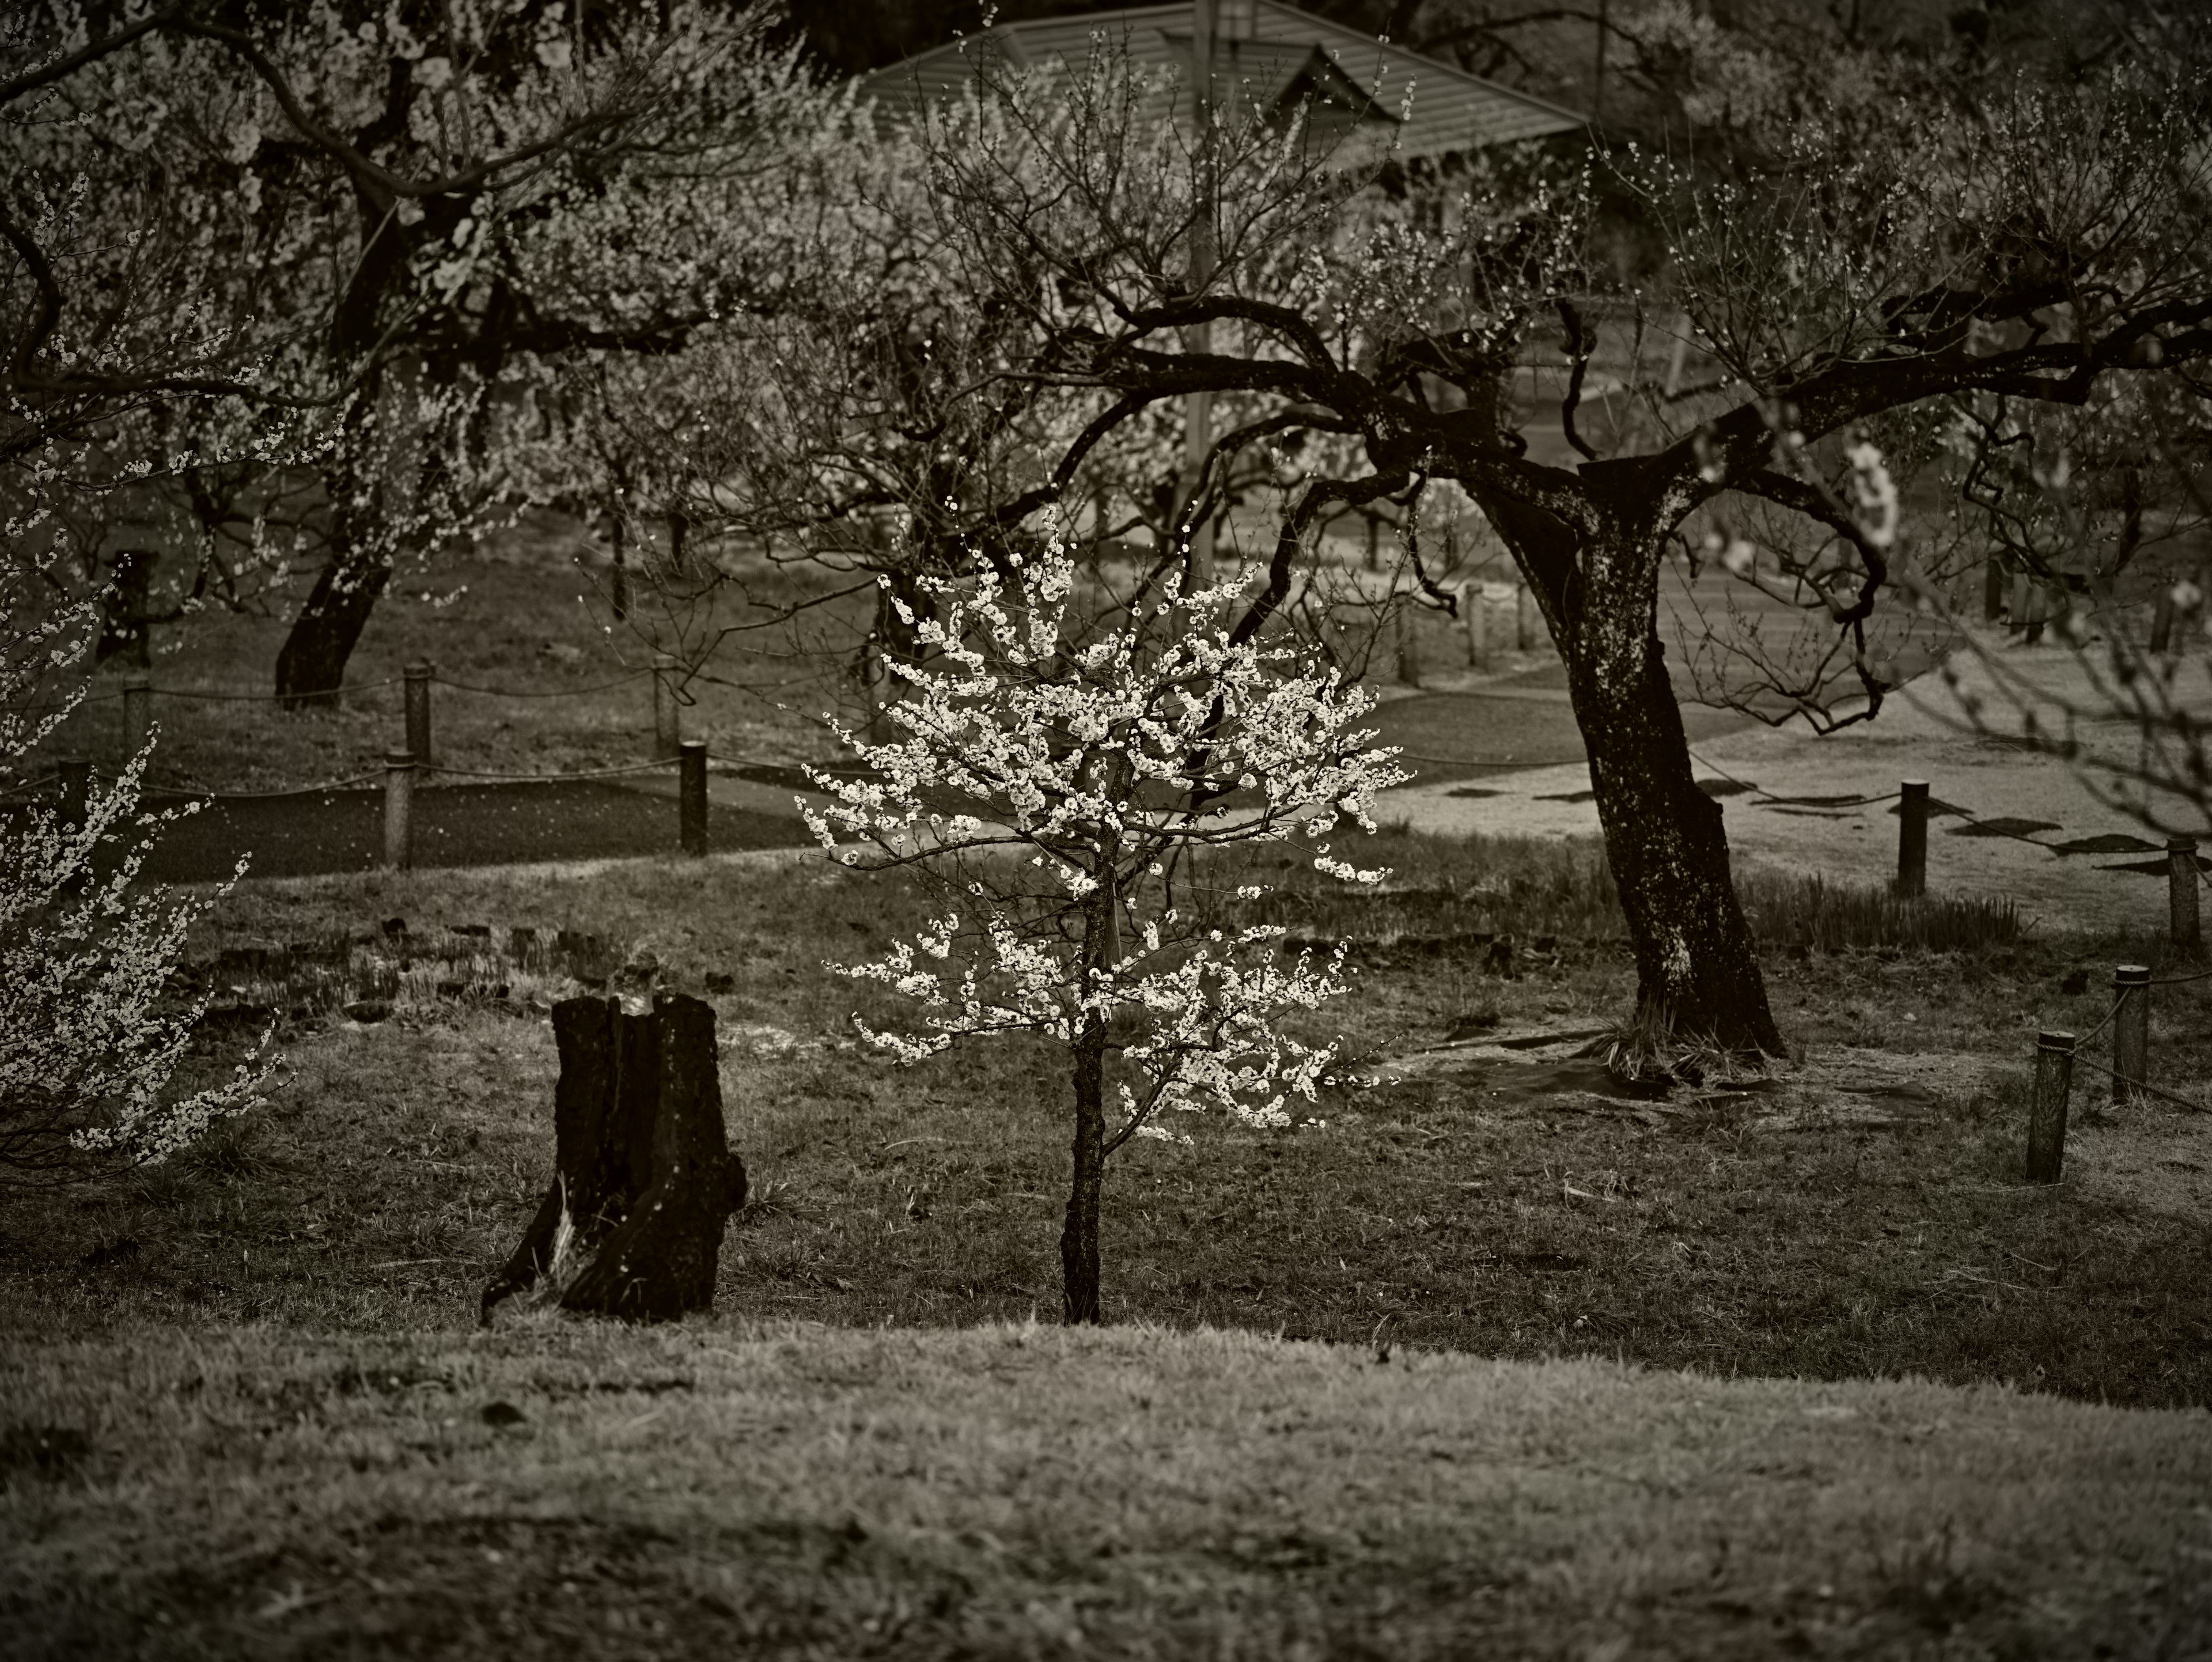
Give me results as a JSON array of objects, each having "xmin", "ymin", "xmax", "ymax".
[
  {"xmin": 37, "ymin": 517, "xmax": 854, "ymax": 795},
  {"xmin": 6, "ymin": 1320, "xmax": 2209, "ymax": 1660},
  {"xmin": 5, "ymin": 835, "xmax": 2210, "ymax": 1653}
]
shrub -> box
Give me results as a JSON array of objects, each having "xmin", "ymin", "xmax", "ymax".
[{"xmin": 1, "ymin": 601, "xmax": 268, "ymax": 1182}]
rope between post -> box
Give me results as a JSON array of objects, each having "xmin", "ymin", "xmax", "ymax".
[
  {"xmin": 143, "ymin": 769, "xmax": 388, "ymax": 800},
  {"xmin": 150, "ymin": 677, "xmax": 407, "ymax": 701},
  {"xmin": 418, "ymin": 759, "xmax": 676, "ymax": 782},
  {"xmin": 2077, "ymin": 993, "xmax": 2124, "ymax": 1045},
  {"xmin": 430, "ymin": 669, "xmax": 654, "ymax": 699},
  {"xmin": 2069, "ymin": 1053, "xmax": 2210, "ymax": 1114},
  {"xmin": 1681, "ymin": 745, "xmax": 1902, "ymax": 809}
]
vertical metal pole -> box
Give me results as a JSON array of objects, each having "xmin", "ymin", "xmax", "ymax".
[
  {"xmin": 2169, "ymin": 836, "xmax": 2200, "ymax": 951},
  {"xmin": 2026, "ymin": 1029, "xmax": 2075, "ymax": 1184},
  {"xmin": 679, "ymin": 739, "xmax": 709, "ymax": 856},
  {"xmin": 1896, "ymin": 779, "xmax": 1929, "ymax": 899},
  {"xmin": 383, "ymin": 751, "xmax": 415, "ymax": 872},
  {"xmin": 404, "ymin": 660, "xmax": 433, "ymax": 768},
  {"xmin": 2111, "ymin": 963, "xmax": 2150, "ymax": 1109},
  {"xmin": 123, "ymin": 673, "xmax": 152, "ymax": 760},
  {"xmin": 653, "ymin": 652, "xmax": 681, "ymax": 762}
]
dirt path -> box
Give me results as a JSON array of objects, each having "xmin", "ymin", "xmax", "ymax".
[{"xmin": 1376, "ymin": 630, "xmax": 2212, "ymax": 936}]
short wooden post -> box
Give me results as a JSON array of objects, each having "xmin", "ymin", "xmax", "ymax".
[
  {"xmin": 2111, "ymin": 963, "xmax": 2150, "ymax": 1108},
  {"xmin": 2169, "ymin": 836, "xmax": 2200, "ymax": 951},
  {"xmin": 404, "ymin": 660, "xmax": 434, "ymax": 767},
  {"xmin": 1895, "ymin": 779, "xmax": 1929, "ymax": 898},
  {"xmin": 1517, "ymin": 582, "xmax": 1541, "ymax": 650},
  {"xmin": 2150, "ymin": 589, "xmax": 2177, "ymax": 656},
  {"xmin": 122, "ymin": 673, "xmax": 151, "ymax": 759},
  {"xmin": 2026, "ymin": 1029, "xmax": 2074, "ymax": 1183},
  {"xmin": 1481, "ymin": 582, "xmax": 1516, "ymax": 664},
  {"xmin": 382, "ymin": 750, "xmax": 415, "ymax": 872},
  {"xmin": 1983, "ymin": 556, "xmax": 2005, "ymax": 623},
  {"xmin": 679, "ymin": 739, "xmax": 708, "ymax": 855},
  {"xmin": 1393, "ymin": 603, "xmax": 1421, "ymax": 688},
  {"xmin": 653, "ymin": 652, "xmax": 681, "ymax": 761},
  {"xmin": 58, "ymin": 754, "xmax": 92, "ymax": 829},
  {"xmin": 1364, "ymin": 514, "xmax": 1380, "ymax": 573},
  {"xmin": 1460, "ymin": 580, "xmax": 1487, "ymax": 668}
]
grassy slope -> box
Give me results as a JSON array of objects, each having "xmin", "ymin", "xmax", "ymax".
[
  {"xmin": 4, "ymin": 1321, "xmax": 2209, "ymax": 1660},
  {"xmin": 5, "ymin": 835, "xmax": 2207, "ymax": 1406}
]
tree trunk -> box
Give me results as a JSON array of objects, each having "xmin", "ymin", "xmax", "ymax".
[
  {"xmin": 274, "ymin": 543, "xmax": 391, "ymax": 708},
  {"xmin": 482, "ymin": 993, "xmax": 748, "ymax": 1323},
  {"xmin": 1493, "ymin": 491, "xmax": 1783, "ymax": 1056},
  {"xmin": 609, "ymin": 509, "xmax": 630, "ymax": 623},
  {"xmin": 1060, "ymin": 1014, "xmax": 1108, "ymax": 1324}
]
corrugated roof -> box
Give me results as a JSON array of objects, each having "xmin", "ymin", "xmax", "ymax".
[{"xmin": 861, "ymin": 1, "xmax": 1588, "ymax": 159}]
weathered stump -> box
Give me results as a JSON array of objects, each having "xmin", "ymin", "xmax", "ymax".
[{"xmin": 483, "ymin": 993, "xmax": 747, "ymax": 1323}]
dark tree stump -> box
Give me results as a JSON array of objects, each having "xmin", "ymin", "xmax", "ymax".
[{"xmin": 483, "ymin": 993, "xmax": 746, "ymax": 1323}]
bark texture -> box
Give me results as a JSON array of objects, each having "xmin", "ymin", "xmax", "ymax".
[
  {"xmin": 275, "ymin": 539, "xmax": 391, "ymax": 708},
  {"xmin": 483, "ymin": 993, "xmax": 747, "ymax": 1323},
  {"xmin": 1060, "ymin": 1016, "xmax": 1108, "ymax": 1324},
  {"xmin": 1480, "ymin": 482, "xmax": 1783, "ymax": 1055}
]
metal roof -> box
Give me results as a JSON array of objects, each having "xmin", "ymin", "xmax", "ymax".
[{"xmin": 860, "ymin": 1, "xmax": 1588, "ymax": 160}]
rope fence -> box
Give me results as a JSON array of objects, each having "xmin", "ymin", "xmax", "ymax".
[{"xmin": 8, "ymin": 653, "xmax": 751, "ymax": 868}]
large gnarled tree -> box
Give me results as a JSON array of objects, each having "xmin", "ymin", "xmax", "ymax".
[{"xmin": 870, "ymin": 44, "xmax": 2212, "ymax": 1053}]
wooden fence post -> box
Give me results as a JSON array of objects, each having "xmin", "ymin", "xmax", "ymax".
[
  {"xmin": 2150, "ymin": 588, "xmax": 2177, "ymax": 655},
  {"xmin": 679, "ymin": 739, "xmax": 708, "ymax": 856},
  {"xmin": 404, "ymin": 660, "xmax": 434, "ymax": 767},
  {"xmin": 1517, "ymin": 582, "xmax": 1541, "ymax": 651},
  {"xmin": 2169, "ymin": 836, "xmax": 2200, "ymax": 951},
  {"xmin": 2111, "ymin": 963, "xmax": 2150, "ymax": 1108},
  {"xmin": 1896, "ymin": 779, "xmax": 1930, "ymax": 898},
  {"xmin": 58, "ymin": 754, "xmax": 91, "ymax": 829},
  {"xmin": 653, "ymin": 652, "xmax": 681, "ymax": 761},
  {"xmin": 1393, "ymin": 603, "xmax": 1421, "ymax": 688},
  {"xmin": 383, "ymin": 750, "xmax": 415, "ymax": 872},
  {"xmin": 122, "ymin": 673, "xmax": 151, "ymax": 760},
  {"xmin": 2026, "ymin": 1029, "xmax": 2075, "ymax": 1183},
  {"xmin": 1983, "ymin": 556, "xmax": 2005, "ymax": 623}
]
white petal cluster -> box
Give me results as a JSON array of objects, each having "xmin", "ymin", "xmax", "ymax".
[
  {"xmin": 809, "ymin": 538, "xmax": 1406, "ymax": 1152},
  {"xmin": 1, "ymin": 603, "xmax": 272, "ymax": 1177}
]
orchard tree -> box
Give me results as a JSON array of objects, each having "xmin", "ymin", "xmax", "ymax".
[
  {"xmin": 862, "ymin": 37, "xmax": 2212, "ymax": 1057},
  {"xmin": 2, "ymin": 0, "xmax": 824, "ymax": 703},
  {"xmin": 803, "ymin": 532, "xmax": 1405, "ymax": 1323}
]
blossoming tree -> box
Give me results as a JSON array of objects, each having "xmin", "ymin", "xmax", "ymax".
[
  {"xmin": 858, "ymin": 32, "xmax": 2212, "ymax": 1061},
  {"xmin": 801, "ymin": 530, "xmax": 1406, "ymax": 1322},
  {"xmin": 0, "ymin": 586, "xmax": 268, "ymax": 1181}
]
